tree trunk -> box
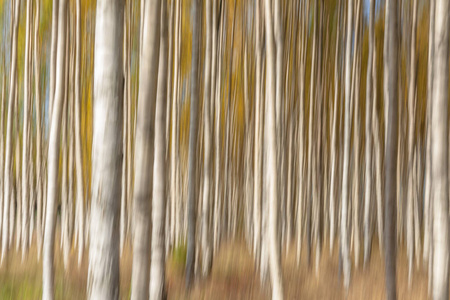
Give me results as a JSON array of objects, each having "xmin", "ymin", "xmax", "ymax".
[
  {"xmin": 1, "ymin": 0, "xmax": 19, "ymax": 265},
  {"xmin": 42, "ymin": 0, "xmax": 68, "ymax": 297},
  {"xmin": 149, "ymin": 2, "xmax": 168, "ymax": 299},
  {"xmin": 263, "ymin": 0, "xmax": 284, "ymax": 298},
  {"xmin": 384, "ymin": 0, "xmax": 399, "ymax": 298},
  {"xmin": 431, "ymin": 0, "xmax": 449, "ymax": 299},
  {"xmin": 185, "ymin": 0, "xmax": 200, "ymax": 288},
  {"xmin": 253, "ymin": 0, "xmax": 263, "ymax": 267},
  {"xmin": 87, "ymin": 1, "xmax": 124, "ymax": 299},
  {"xmin": 130, "ymin": 0, "xmax": 160, "ymax": 298},
  {"xmin": 201, "ymin": 0, "xmax": 213, "ymax": 278},
  {"xmin": 34, "ymin": 0, "xmax": 43, "ymax": 261},
  {"xmin": 406, "ymin": 0, "xmax": 418, "ymax": 285},
  {"xmin": 341, "ymin": 0, "xmax": 353, "ymax": 289}
]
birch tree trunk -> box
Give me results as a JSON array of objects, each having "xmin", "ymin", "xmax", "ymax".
[
  {"xmin": 329, "ymin": 0, "xmax": 340, "ymax": 255},
  {"xmin": 431, "ymin": 0, "xmax": 449, "ymax": 299},
  {"xmin": 49, "ymin": 0, "xmax": 59, "ymax": 127},
  {"xmin": 34, "ymin": 0, "xmax": 43, "ymax": 260},
  {"xmin": 170, "ymin": 0, "xmax": 181, "ymax": 248},
  {"xmin": 130, "ymin": 0, "xmax": 160, "ymax": 298},
  {"xmin": 363, "ymin": 0, "xmax": 375, "ymax": 266},
  {"xmin": 43, "ymin": 0, "xmax": 68, "ymax": 297},
  {"xmin": 341, "ymin": 0, "xmax": 353, "ymax": 289},
  {"xmin": 423, "ymin": 0, "xmax": 435, "ymax": 266},
  {"xmin": 406, "ymin": 0, "xmax": 418, "ymax": 285},
  {"xmin": 201, "ymin": 0, "xmax": 213, "ymax": 277},
  {"xmin": 384, "ymin": 0, "xmax": 399, "ymax": 298},
  {"xmin": 87, "ymin": 1, "xmax": 124, "ymax": 299},
  {"xmin": 253, "ymin": 0, "xmax": 263, "ymax": 267},
  {"xmin": 149, "ymin": 4, "xmax": 168, "ymax": 299},
  {"xmin": 1, "ymin": 0, "xmax": 19, "ymax": 264},
  {"xmin": 263, "ymin": 0, "xmax": 284, "ymax": 298},
  {"xmin": 21, "ymin": 0, "xmax": 33, "ymax": 260},
  {"xmin": 74, "ymin": 0, "xmax": 84, "ymax": 266},
  {"xmin": 185, "ymin": 0, "xmax": 201, "ymax": 288}
]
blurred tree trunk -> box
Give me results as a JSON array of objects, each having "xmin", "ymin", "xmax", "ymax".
[
  {"xmin": 330, "ymin": 0, "xmax": 340, "ymax": 256},
  {"xmin": 43, "ymin": 0, "xmax": 67, "ymax": 297},
  {"xmin": 406, "ymin": 0, "xmax": 418, "ymax": 285},
  {"xmin": 170, "ymin": 0, "xmax": 181, "ymax": 248},
  {"xmin": 263, "ymin": 0, "xmax": 284, "ymax": 298},
  {"xmin": 149, "ymin": 2, "xmax": 168, "ymax": 299},
  {"xmin": 423, "ymin": 0, "xmax": 435, "ymax": 268},
  {"xmin": 384, "ymin": 0, "xmax": 399, "ymax": 298},
  {"xmin": 253, "ymin": 0, "xmax": 263, "ymax": 268},
  {"xmin": 74, "ymin": 0, "xmax": 84, "ymax": 266},
  {"xmin": 87, "ymin": 1, "xmax": 124, "ymax": 299},
  {"xmin": 296, "ymin": 0, "xmax": 308, "ymax": 264},
  {"xmin": 363, "ymin": 0, "xmax": 375, "ymax": 266},
  {"xmin": 21, "ymin": 0, "xmax": 32, "ymax": 259},
  {"xmin": 185, "ymin": 0, "xmax": 200, "ymax": 288},
  {"xmin": 201, "ymin": 0, "xmax": 213, "ymax": 277},
  {"xmin": 130, "ymin": 0, "xmax": 160, "ymax": 298},
  {"xmin": 34, "ymin": 0, "xmax": 43, "ymax": 261},
  {"xmin": 431, "ymin": 0, "xmax": 449, "ymax": 299},
  {"xmin": 49, "ymin": 0, "xmax": 59, "ymax": 129},
  {"xmin": 341, "ymin": 0, "xmax": 353, "ymax": 289},
  {"xmin": 120, "ymin": 5, "xmax": 129, "ymax": 257}
]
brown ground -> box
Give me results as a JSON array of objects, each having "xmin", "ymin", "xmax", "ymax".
[{"xmin": 0, "ymin": 236, "xmax": 428, "ymax": 299}]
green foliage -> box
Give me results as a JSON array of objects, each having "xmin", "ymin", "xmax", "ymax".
[{"xmin": 171, "ymin": 243, "xmax": 187, "ymax": 272}]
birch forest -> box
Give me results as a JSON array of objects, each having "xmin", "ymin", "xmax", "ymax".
[{"xmin": 0, "ymin": 0, "xmax": 448, "ymax": 299}]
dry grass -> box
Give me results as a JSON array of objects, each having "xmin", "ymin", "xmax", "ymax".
[{"xmin": 0, "ymin": 234, "xmax": 428, "ymax": 299}]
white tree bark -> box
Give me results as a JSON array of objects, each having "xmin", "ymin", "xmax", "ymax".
[
  {"xmin": 48, "ymin": 0, "xmax": 59, "ymax": 126},
  {"xmin": 423, "ymin": 0, "xmax": 435, "ymax": 265},
  {"xmin": 263, "ymin": 0, "xmax": 284, "ymax": 298},
  {"xmin": 87, "ymin": 1, "xmax": 124, "ymax": 299},
  {"xmin": 130, "ymin": 0, "xmax": 160, "ymax": 298},
  {"xmin": 431, "ymin": 0, "xmax": 449, "ymax": 299},
  {"xmin": 253, "ymin": 0, "xmax": 263, "ymax": 266},
  {"xmin": 74, "ymin": 0, "xmax": 84, "ymax": 266},
  {"xmin": 21, "ymin": 0, "xmax": 33, "ymax": 260},
  {"xmin": 34, "ymin": 0, "xmax": 43, "ymax": 261},
  {"xmin": 42, "ymin": 0, "xmax": 68, "ymax": 297},
  {"xmin": 341, "ymin": 0, "xmax": 353, "ymax": 289},
  {"xmin": 1, "ymin": 0, "xmax": 20, "ymax": 264},
  {"xmin": 201, "ymin": 0, "xmax": 213, "ymax": 278},
  {"xmin": 149, "ymin": 3, "xmax": 168, "ymax": 299},
  {"xmin": 363, "ymin": 0, "xmax": 375, "ymax": 266}
]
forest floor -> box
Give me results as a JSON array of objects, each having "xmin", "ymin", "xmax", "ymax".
[{"xmin": 0, "ymin": 235, "xmax": 428, "ymax": 299}]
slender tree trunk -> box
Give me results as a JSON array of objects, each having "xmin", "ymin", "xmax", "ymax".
[
  {"xmin": 21, "ymin": 0, "xmax": 33, "ymax": 260},
  {"xmin": 49, "ymin": 0, "xmax": 59, "ymax": 127},
  {"xmin": 42, "ymin": 0, "xmax": 68, "ymax": 298},
  {"xmin": 73, "ymin": 0, "xmax": 84, "ymax": 266},
  {"xmin": 363, "ymin": 0, "xmax": 375, "ymax": 266},
  {"xmin": 34, "ymin": 0, "xmax": 43, "ymax": 261},
  {"xmin": 384, "ymin": 0, "xmax": 399, "ymax": 298},
  {"xmin": 185, "ymin": 0, "xmax": 200, "ymax": 288},
  {"xmin": 406, "ymin": 0, "xmax": 418, "ymax": 285},
  {"xmin": 201, "ymin": 0, "xmax": 213, "ymax": 278},
  {"xmin": 149, "ymin": 2, "xmax": 168, "ymax": 299},
  {"xmin": 253, "ymin": 0, "xmax": 263, "ymax": 267},
  {"xmin": 423, "ymin": 0, "xmax": 435, "ymax": 266},
  {"xmin": 341, "ymin": 0, "xmax": 353, "ymax": 289},
  {"xmin": 130, "ymin": 0, "xmax": 160, "ymax": 298},
  {"xmin": 431, "ymin": 0, "xmax": 449, "ymax": 299},
  {"xmin": 87, "ymin": 1, "xmax": 124, "ymax": 299},
  {"xmin": 329, "ymin": 0, "xmax": 340, "ymax": 255},
  {"xmin": 170, "ymin": 0, "xmax": 181, "ymax": 248},
  {"xmin": 263, "ymin": 0, "xmax": 284, "ymax": 298}
]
